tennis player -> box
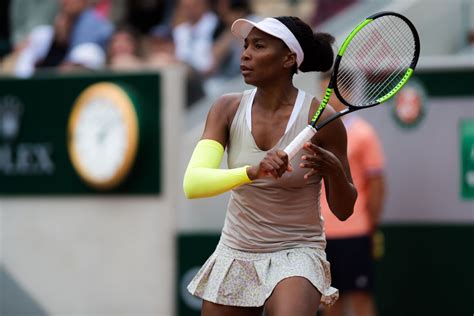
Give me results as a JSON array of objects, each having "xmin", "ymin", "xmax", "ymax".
[{"xmin": 183, "ymin": 16, "xmax": 357, "ymax": 316}]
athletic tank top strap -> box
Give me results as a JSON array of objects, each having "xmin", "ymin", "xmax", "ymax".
[{"xmin": 244, "ymin": 88, "xmax": 306, "ymax": 134}]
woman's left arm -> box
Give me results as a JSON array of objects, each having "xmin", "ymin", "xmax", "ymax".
[{"xmin": 299, "ymin": 108, "xmax": 357, "ymax": 220}]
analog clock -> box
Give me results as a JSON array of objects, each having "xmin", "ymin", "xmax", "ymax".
[{"xmin": 68, "ymin": 82, "xmax": 139, "ymax": 190}]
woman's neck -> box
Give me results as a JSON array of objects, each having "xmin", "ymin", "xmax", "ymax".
[{"xmin": 254, "ymin": 80, "xmax": 298, "ymax": 111}]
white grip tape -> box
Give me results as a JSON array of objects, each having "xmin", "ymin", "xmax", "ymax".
[{"xmin": 283, "ymin": 125, "xmax": 317, "ymax": 160}]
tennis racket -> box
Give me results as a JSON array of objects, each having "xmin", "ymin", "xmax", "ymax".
[{"xmin": 284, "ymin": 11, "xmax": 420, "ymax": 159}]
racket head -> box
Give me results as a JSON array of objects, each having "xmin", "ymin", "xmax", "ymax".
[{"xmin": 332, "ymin": 11, "xmax": 420, "ymax": 110}]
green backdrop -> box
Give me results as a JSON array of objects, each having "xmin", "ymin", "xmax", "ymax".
[{"xmin": 0, "ymin": 73, "xmax": 161, "ymax": 195}]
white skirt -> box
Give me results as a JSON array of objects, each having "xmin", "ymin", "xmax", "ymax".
[{"xmin": 187, "ymin": 241, "xmax": 339, "ymax": 307}]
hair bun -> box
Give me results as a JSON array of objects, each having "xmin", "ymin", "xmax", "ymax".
[
  {"xmin": 314, "ymin": 32, "xmax": 335, "ymax": 45},
  {"xmin": 273, "ymin": 16, "xmax": 335, "ymax": 73},
  {"xmin": 312, "ymin": 32, "xmax": 335, "ymax": 72}
]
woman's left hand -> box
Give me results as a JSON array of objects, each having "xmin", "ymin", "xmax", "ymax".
[{"xmin": 299, "ymin": 142, "xmax": 345, "ymax": 179}]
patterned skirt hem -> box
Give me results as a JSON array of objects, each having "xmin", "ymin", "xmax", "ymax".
[{"xmin": 187, "ymin": 242, "xmax": 339, "ymax": 307}]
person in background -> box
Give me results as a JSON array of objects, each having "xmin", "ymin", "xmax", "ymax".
[
  {"xmin": 11, "ymin": 0, "xmax": 112, "ymax": 77},
  {"xmin": 3, "ymin": 0, "xmax": 58, "ymax": 75},
  {"xmin": 59, "ymin": 42, "xmax": 106, "ymax": 72},
  {"xmin": 319, "ymin": 70, "xmax": 386, "ymax": 316},
  {"xmin": 13, "ymin": 10, "xmax": 73, "ymax": 76},
  {"xmin": 146, "ymin": 24, "xmax": 180, "ymax": 69},
  {"xmin": 93, "ymin": 0, "xmax": 111, "ymax": 19},
  {"xmin": 61, "ymin": 0, "xmax": 114, "ymax": 53},
  {"xmin": 107, "ymin": 24, "xmax": 145, "ymax": 71},
  {"xmin": 9, "ymin": 0, "xmax": 58, "ymax": 48},
  {"xmin": 171, "ymin": 0, "xmax": 223, "ymax": 105},
  {"xmin": 173, "ymin": 0, "xmax": 222, "ymax": 77},
  {"xmin": 125, "ymin": 0, "xmax": 168, "ymax": 34}
]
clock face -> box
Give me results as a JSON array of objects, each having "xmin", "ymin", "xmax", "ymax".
[{"xmin": 68, "ymin": 83, "xmax": 139, "ymax": 190}]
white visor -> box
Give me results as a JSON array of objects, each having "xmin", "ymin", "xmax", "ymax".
[{"xmin": 231, "ymin": 17, "xmax": 304, "ymax": 68}]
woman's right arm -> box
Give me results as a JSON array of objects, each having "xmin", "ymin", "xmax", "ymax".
[
  {"xmin": 183, "ymin": 93, "xmax": 250, "ymax": 199},
  {"xmin": 200, "ymin": 93, "xmax": 241, "ymax": 145},
  {"xmin": 201, "ymin": 94, "xmax": 290, "ymax": 181}
]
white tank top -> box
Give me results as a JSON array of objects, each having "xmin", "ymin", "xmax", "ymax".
[{"xmin": 221, "ymin": 88, "xmax": 326, "ymax": 252}]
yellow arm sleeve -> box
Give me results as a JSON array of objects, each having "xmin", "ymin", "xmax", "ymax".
[{"xmin": 183, "ymin": 139, "xmax": 252, "ymax": 199}]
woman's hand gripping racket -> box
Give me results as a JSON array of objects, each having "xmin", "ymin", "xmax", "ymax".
[{"xmin": 284, "ymin": 11, "xmax": 420, "ymax": 159}]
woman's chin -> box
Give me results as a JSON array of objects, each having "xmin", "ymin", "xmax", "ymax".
[{"xmin": 242, "ymin": 76, "xmax": 255, "ymax": 85}]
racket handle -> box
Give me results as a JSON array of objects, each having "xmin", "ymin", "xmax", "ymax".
[{"xmin": 283, "ymin": 125, "xmax": 317, "ymax": 160}]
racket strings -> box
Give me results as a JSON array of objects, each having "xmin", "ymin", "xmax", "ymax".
[
  {"xmin": 362, "ymin": 21, "xmax": 410, "ymax": 81},
  {"xmin": 344, "ymin": 17, "xmax": 413, "ymax": 96},
  {"xmin": 336, "ymin": 15, "xmax": 416, "ymax": 106},
  {"xmin": 339, "ymin": 26, "xmax": 413, "ymax": 104},
  {"xmin": 363, "ymin": 18, "xmax": 414, "ymax": 99},
  {"xmin": 340, "ymin": 33, "xmax": 411, "ymax": 103}
]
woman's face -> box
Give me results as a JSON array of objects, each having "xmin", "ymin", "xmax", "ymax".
[{"xmin": 240, "ymin": 28, "xmax": 295, "ymax": 86}]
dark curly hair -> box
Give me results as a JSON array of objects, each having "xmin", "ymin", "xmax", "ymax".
[{"xmin": 275, "ymin": 16, "xmax": 335, "ymax": 73}]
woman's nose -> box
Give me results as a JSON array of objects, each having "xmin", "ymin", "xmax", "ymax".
[{"xmin": 241, "ymin": 47, "xmax": 251, "ymax": 60}]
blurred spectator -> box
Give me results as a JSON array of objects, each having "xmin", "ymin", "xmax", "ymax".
[
  {"xmin": 125, "ymin": 0, "xmax": 170, "ymax": 34},
  {"xmin": 107, "ymin": 25, "xmax": 146, "ymax": 71},
  {"xmin": 61, "ymin": 0, "xmax": 114, "ymax": 52},
  {"xmin": 171, "ymin": 0, "xmax": 225, "ymax": 105},
  {"xmin": 146, "ymin": 24, "xmax": 180, "ymax": 68},
  {"xmin": 10, "ymin": 0, "xmax": 112, "ymax": 77},
  {"xmin": 13, "ymin": 11, "xmax": 73, "ymax": 76},
  {"xmin": 35, "ymin": 11, "xmax": 73, "ymax": 70},
  {"xmin": 311, "ymin": 0, "xmax": 358, "ymax": 27},
  {"xmin": 9, "ymin": 0, "xmax": 58, "ymax": 48},
  {"xmin": 147, "ymin": 23, "xmax": 204, "ymax": 106},
  {"xmin": 60, "ymin": 42, "xmax": 106, "ymax": 72},
  {"xmin": 173, "ymin": 0, "xmax": 223, "ymax": 77},
  {"xmin": 90, "ymin": 0, "xmax": 127, "ymax": 24},
  {"xmin": 93, "ymin": 0, "xmax": 111, "ymax": 19}
]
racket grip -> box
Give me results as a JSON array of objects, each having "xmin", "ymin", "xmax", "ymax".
[{"xmin": 283, "ymin": 125, "xmax": 317, "ymax": 160}]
